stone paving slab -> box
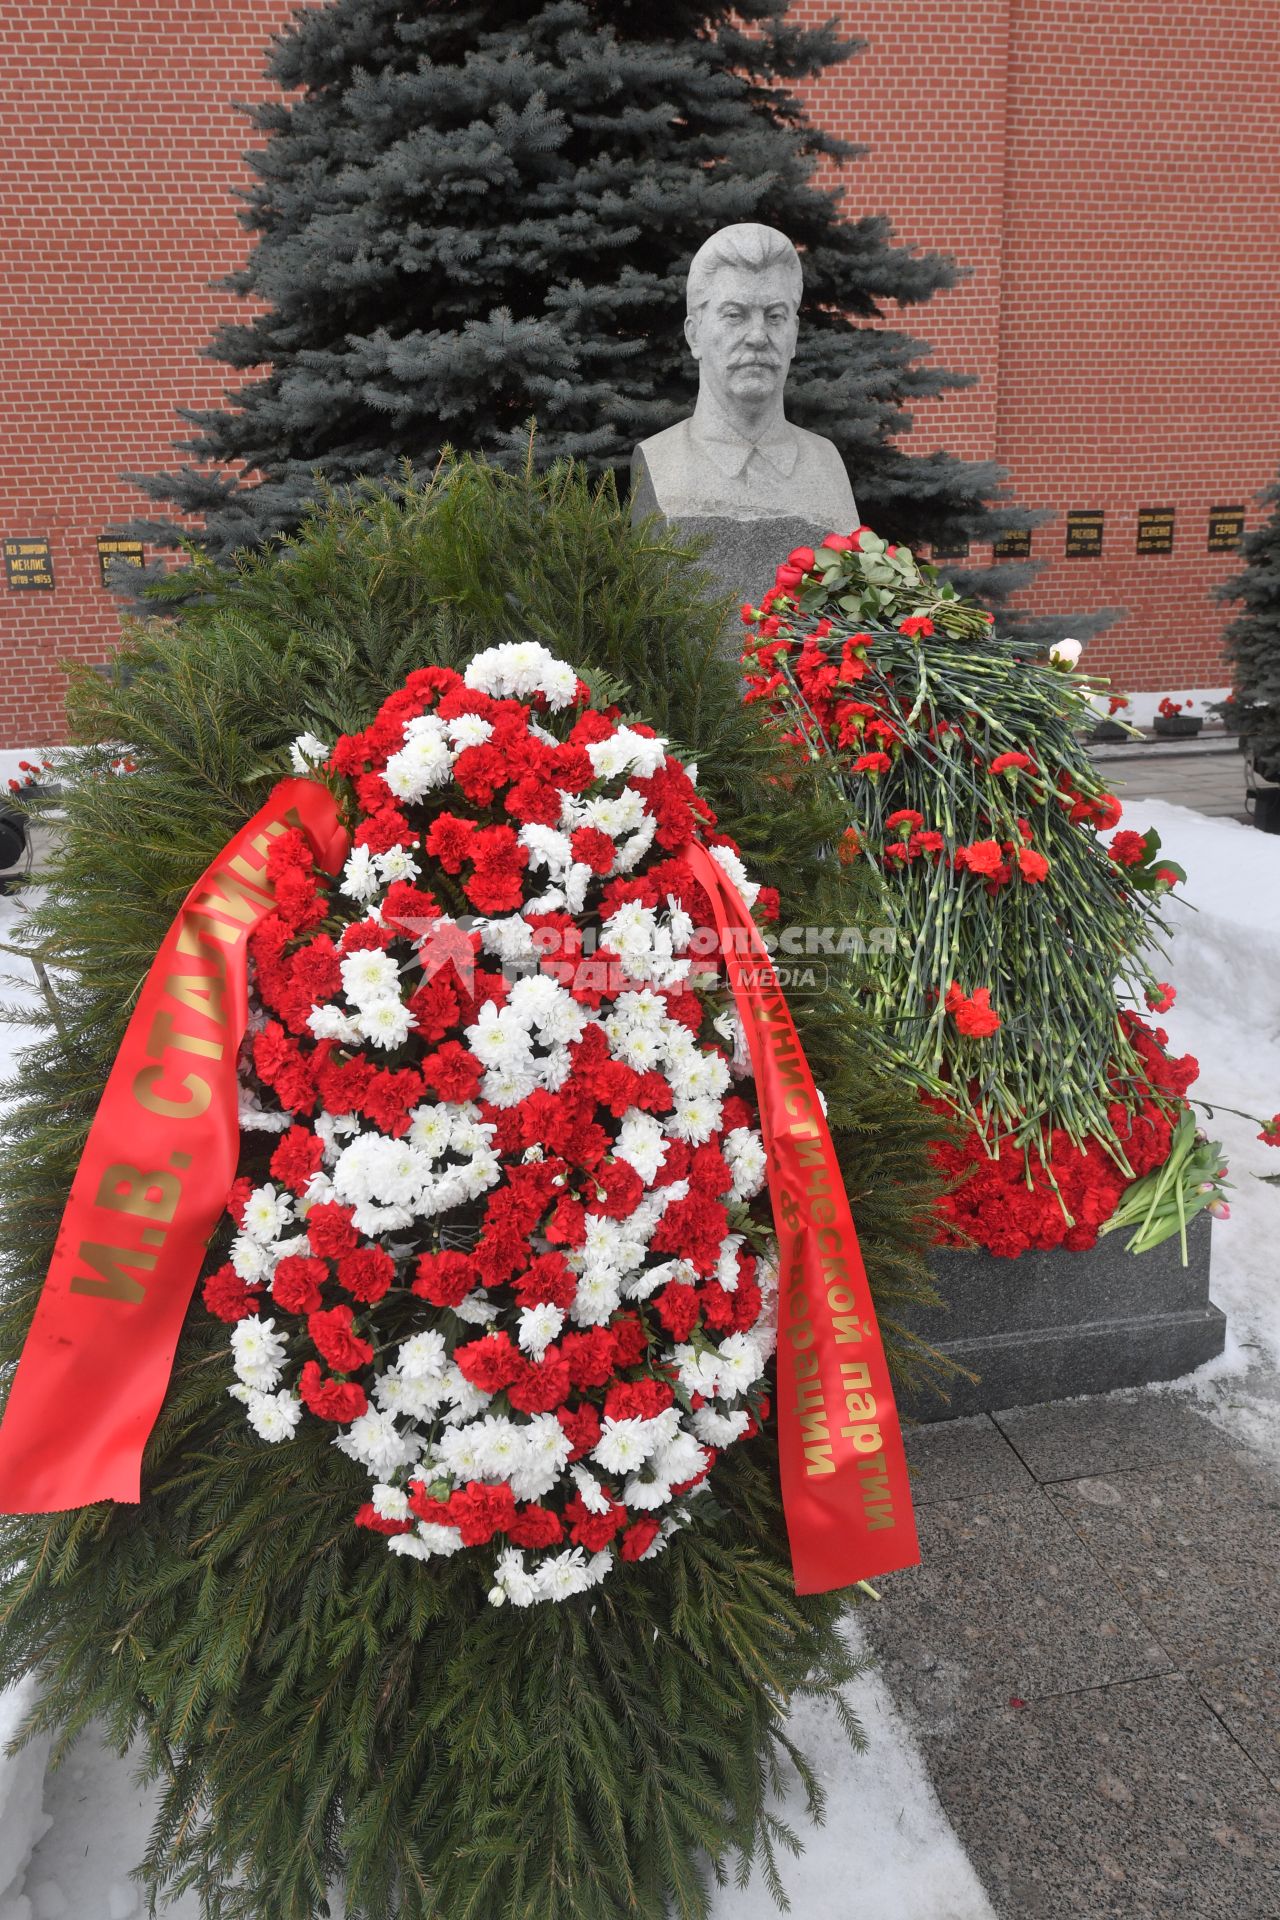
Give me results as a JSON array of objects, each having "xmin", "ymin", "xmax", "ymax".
[
  {"xmin": 904, "ymin": 1414, "xmax": 1037, "ymax": 1506},
  {"xmin": 871, "ymin": 1392, "xmax": 1280, "ymax": 1917},
  {"xmin": 873, "ymin": 1487, "xmax": 1172, "ymax": 1715},
  {"xmin": 1049, "ymin": 1454, "xmax": 1280, "ymax": 1670},
  {"xmin": 921, "ymin": 1674, "xmax": 1280, "ymax": 1919},
  {"xmin": 1196, "ymin": 1657, "xmax": 1280, "ymax": 1791},
  {"xmin": 993, "ymin": 1391, "xmax": 1236, "ymax": 1483}
]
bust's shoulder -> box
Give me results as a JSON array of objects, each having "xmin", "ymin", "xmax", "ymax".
[
  {"xmin": 634, "ymin": 418, "xmax": 693, "ymax": 464},
  {"xmin": 789, "ymin": 421, "xmax": 845, "ymax": 466}
]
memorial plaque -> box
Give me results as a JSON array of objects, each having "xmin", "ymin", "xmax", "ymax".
[
  {"xmin": 1136, "ymin": 506, "xmax": 1175, "ymax": 555},
  {"xmin": 931, "ymin": 537, "xmax": 970, "ymax": 561},
  {"xmin": 3, "ymin": 538, "xmax": 55, "ymax": 590},
  {"xmin": 1207, "ymin": 504, "xmax": 1245, "ymax": 553},
  {"xmin": 993, "ymin": 528, "xmax": 1031, "ymax": 560},
  {"xmin": 1064, "ymin": 510, "xmax": 1105, "ymax": 559},
  {"xmin": 96, "ymin": 535, "xmax": 144, "ymax": 585}
]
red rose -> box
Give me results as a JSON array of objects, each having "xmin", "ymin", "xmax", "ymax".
[{"xmin": 787, "ymin": 545, "xmax": 816, "ymax": 570}]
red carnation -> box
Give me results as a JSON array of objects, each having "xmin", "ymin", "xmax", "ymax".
[
  {"xmin": 446, "ymin": 1480, "xmax": 518, "ymax": 1546},
  {"xmin": 454, "ymin": 1331, "xmax": 524, "ymax": 1395},
  {"xmin": 654, "ymin": 1281, "xmax": 700, "ymax": 1341},
  {"xmin": 556, "ymin": 1402, "xmax": 603, "ymax": 1460},
  {"xmin": 423, "ymin": 813, "xmax": 477, "ymax": 873},
  {"xmin": 604, "ymin": 1378, "xmax": 674, "ymax": 1421},
  {"xmin": 956, "ymin": 839, "xmax": 1004, "ymax": 877},
  {"xmin": 413, "ymin": 1249, "xmax": 480, "ymax": 1308},
  {"xmin": 620, "ymin": 1515, "xmax": 661, "ymax": 1561},
  {"xmin": 1145, "ymin": 982, "xmax": 1176, "ymax": 1014},
  {"xmin": 610, "ymin": 1313, "xmax": 648, "ymax": 1367},
  {"xmin": 299, "ymin": 1361, "xmax": 368, "ymax": 1424},
  {"xmin": 270, "ymin": 1126, "xmax": 325, "ymax": 1195},
  {"xmin": 507, "ymin": 1349, "xmax": 573, "ymax": 1413},
  {"xmin": 562, "ymin": 1494, "xmax": 627, "ymax": 1553},
  {"xmin": 203, "ymin": 1263, "xmax": 258, "ymax": 1323},
  {"xmin": 945, "ymin": 983, "xmax": 1001, "ymax": 1037},
  {"xmin": 337, "ymin": 1244, "xmax": 396, "ymax": 1303},
  {"xmin": 559, "ymin": 1326, "xmax": 617, "ymax": 1388},
  {"xmin": 272, "ymin": 1253, "xmax": 329, "ymax": 1315},
  {"xmin": 1109, "ymin": 830, "xmax": 1150, "ymax": 868},
  {"xmin": 308, "ymin": 1304, "xmax": 374, "ymax": 1373},
  {"xmin": 420, "ymin": 1040, "xmax": 484, "ymax": 1102},
  {"xmin": 306, "ymin": 1202, "xmax": 359, "ymax": 1259},
  {"xmin": 852, "ymin": 752, "xmax": 891, "ymax": 776},
  {"xmin": 989, "ymin": 752, "xmax": 1032, "ymax": 776},
  {"xmin": 508, "ymin": 1503, "xmax": 565, "ymax": 1548},
  {"xmin": 1259, "ymin": 1113, "xmax": 1280, "ymax": 1148},
  {"xmin": 512, "ymin": 1251, "xmax": 578, "ymax": 1311},
  {"xmin": 354, "ymin": 1501, "xmax": 413, "ymax": 1537},
  {"xmin": 1016, "ymin": 847, "xmax": 1050, "ymax": 883},
  {"xmin": 570, "ymin": 826, "xmax": 617, "ymax": 875}
]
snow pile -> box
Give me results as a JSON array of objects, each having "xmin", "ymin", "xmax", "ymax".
[
  {"xmin": 0, "ymin": 1679, "xmax": 53, "ymax": 1920},
  {"xmin": 707, "ymin": 1642, "xmax": 995, "ymax": 1920}
]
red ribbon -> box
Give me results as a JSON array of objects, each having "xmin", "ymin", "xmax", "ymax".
[
  {"xmin": 0, "ymin": 780, "xmax": 348, "ymax": 1513},
  {"xmin": 684, "ymin": 842, "xmax": 920, "ymax": 1593}
]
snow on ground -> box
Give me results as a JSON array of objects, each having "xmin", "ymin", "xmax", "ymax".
[{"xmin": 4, "ymin": 802, "xmax": 1280, "ymax": 1917}]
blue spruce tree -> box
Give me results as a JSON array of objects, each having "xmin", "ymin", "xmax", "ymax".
[{"xmin": 127, "ymin": 0, "xmax": 1038, "ymax": 601}]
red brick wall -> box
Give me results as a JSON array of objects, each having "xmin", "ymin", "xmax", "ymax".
[
  {"xmin": 796, "ymin": 0, "xmax": 1280, "ymax": 693},
  {"xmin": 2, "ymin": 1, "xmax": 1276, "ymax": 745},
  {"xmin": 0, "ymin": 0, "xmax": 292, "ymax": 746}
]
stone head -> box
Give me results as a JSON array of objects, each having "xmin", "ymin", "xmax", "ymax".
[{"xmin": 684, "ymin": 224, "xmax": 803, "ymax": 420}]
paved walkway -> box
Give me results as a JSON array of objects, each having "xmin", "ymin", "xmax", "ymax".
[
  {"xmin": 1091, "ymin": 740, "xmax": 1250, "ymax": 823},
  {"xmin": 867, "ymin": 1393, "xmax": 1280, "ymax": 1917}
]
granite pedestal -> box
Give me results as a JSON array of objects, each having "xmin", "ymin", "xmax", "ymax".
[
  {"xmin": 903, "ymin": 1212, "xmax": 1225, "ymax": 1420},
  {"xmin": 630, "ymin": 452, "xmax": 832, "ymax": 620}
]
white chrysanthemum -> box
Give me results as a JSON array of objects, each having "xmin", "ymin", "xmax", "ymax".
[
  {"xmin": 667, "ymin": 1095, "xmax": 722, "ymax": 1145},
  {"xmin": 653, "ymin": 1430, "xmax": 708, "ymax": 1487},
  {"xmin": 374, "ymin": 1369, "xmax": 453, "ymax": 1420},
  {"xmin": 715, "ymin": 1332, "xmax": 767, "ymax": 1396},
  {"xmin": 488, "ymin": 1546, "xmax": 540, "ymax": 1608},
  {"xmin": 614, "ymin": 1111, "xmax": 668, "ymax": 1184},
  {"xmin": 672, "ymin": 1343, "xmax": 723, "ymax": 1399},
  {"xmin": 506, "ymin": 1415, "xmax": 574, "ymax": 1503},
  {"xmin": 231, "ymin": 1315, "xmax": 288, "ymax": 1392},
  {"xmin": 579, "ymin": 788, "xmax": 648, "ymax": 836},
  {"xmin": 333, "ymin": 1134, "xmax": 428, "ymax": 1209},
  {"xmin": 405, "ymin": 1104, "xmax": 450, "ymax": 1159},
  {"xmin": 466, "ymin": 1004, "xmax": 534, "ymax": 1070},
  {"xmin": 570, "ymin": 1464, "xmax": 611, "ymax": 1514},
  {"xmin": 375, "ymin": 844, "xmax": 421, "ymax": 883},
  {"xmin": 533, "ymin": 1547, "xmax": 597, "ymax": 1601},
  {"xmin": 621, "ymin": 1475, "xmax": 672, "ymax": 1510},
  {"xmin": 724, "ymin": 1126, "xmax": 768, "ymax": 1201},
  {"xmin": 239, "ymin": 1387, "xmax": 302, "ymax": 1443},
  {"xmin": 464, "ymin": 641, "xmax": 578, "ymax": 710},
  {"xmin": 585, "ymin": 726, "xmax": 667, "ymax": 781},
  {"xmin": 476, "ymin": 915, "xmax": 536, "ymax": 963},
  {"xmin": 518, "ymin": 1302, "xmax": 564, "ymax": 1357},
  {"xmin": 340, "ymin": 844, "xmax": 381, "ymax": 902},
  {"xmin": 709, "ymin": 841, "xmax": 760, "ymax": 909},
  {"xmin": 395, "ymin": 1329, "xmax": 448, "ymax": 1379},
  {"xmin": 340, "ymin": 948, "xmax": 401, "ymax": 1007},
  {"xmin": 288, "ymin": 731, "xmax": 330, "ymax": 773},
  {"xmin": 592, "ymin": 1417, "xmax": 655, "ymax": 1475},
  {"xmin": 371, "ymin": 1483, "xmax": 413, "ymax": 1522},
  {"xmin": 228, "ymin": 1234, "xmax": 273, "ymax": 1284},
  {"xmin": 470, "ymin": 1415, "xmax": 528, "ymax": 1481},
  {"xmin": 241, "ymin": 1183, "xmax": 292, "ymax": 1244},
  {"xmin": 336, "ymin": 1410, "xmax": 418, "ymax": 1477},
  {"xmin": 612, "ymin": 816, "xmax": 659, "ymax": 876},
  {"xmin": 445, "ymin": 713, "xmax": 494, "ymax": 748},
  {"xmin": 437, "ymin": 1423, "xmax": 491, "ymax": 1479},
  {"xmin": 390, "ymin": 1524, "xmax": 465, "ymax": 1561},
  {"xmin": 714, "ymin": 1234, "xmax": 743, "ymax": 1293},
  {"xmin": 519, "ymin": 824, "xmax": 573, "ymax": 876},
  {"xmin": 384, "ymin": 728, "xmax": 454, "ymax": 801},
  {"xmin": 357, "ymin": 997, "xmax": 415, "ymax": 1050},
  {"xmin": 692, "ymin": 1406, "xmax": 751, "ymax": 1447},
  {"xmin": 308, "ymin": 1003, "xmax": 363, "ymax": 1046}
]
